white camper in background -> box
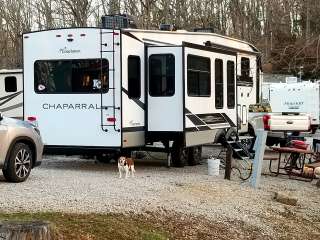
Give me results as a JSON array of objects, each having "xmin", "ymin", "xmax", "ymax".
[
  {"xmin": 0, "ymin": 69, "xmax": 23, "ymax": 119},
  {"xmin": 23, "ymin": 15, "xmax": 261, "ymax": 166},
  {"xmin": 264, "ymin": 80, "xmax": 319, "ymax": 133}
]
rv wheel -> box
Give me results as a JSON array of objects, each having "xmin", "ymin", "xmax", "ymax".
[
  {"xmin": 171, "ymin": 140, "xmax": 187, "ymax": 168},
  {"xmin": 188, "ymin": 146, "xmax": 202, "ymax": 166},
  {"xmin": 96, "ymin": 153, "xmax": 111, "ymax": 163}
]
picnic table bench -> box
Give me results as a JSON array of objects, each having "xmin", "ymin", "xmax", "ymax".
[{"xmin": 268, "ymin": 146, "xmax": 315, "ymax": 181}]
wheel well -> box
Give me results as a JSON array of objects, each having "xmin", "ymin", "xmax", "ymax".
[{"xmin": 5, "ymin": 138, "xmax": 37, "ymax": 169}]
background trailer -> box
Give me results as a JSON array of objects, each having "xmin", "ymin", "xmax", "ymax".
[{"xmin": 0, "ymin": 69, "xmax": 23, "ymax": 119}]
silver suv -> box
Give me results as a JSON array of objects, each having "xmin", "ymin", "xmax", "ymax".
[{"xmin": 0, "ymin": 113, "xmax": 43, "ymax": 182}]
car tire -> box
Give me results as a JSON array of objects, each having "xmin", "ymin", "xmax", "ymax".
[
  {"xmin": 171, "ymin": 140, "xmax": 187, "ymax": 168},
  {"xmin": 188, "ymin": 146, "xmax": 202, "ymax": 166},
  {"xmin": 2, "ymin": 143, "xmax": 33, "ymax": 183}
]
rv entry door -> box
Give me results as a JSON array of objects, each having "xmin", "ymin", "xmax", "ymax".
[{"xmin": 147, "ymin": 46, "xmax": 183, "ymax": 132}]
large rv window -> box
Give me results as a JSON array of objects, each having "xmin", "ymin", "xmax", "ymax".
[
  {"xmin": 239, "ymin": 57, "xmax": 252, "ymax": 86},
  {"xmin": 215, "ymin": 59, "xmax": 223, "ymax": 109},
  {"xmin": 34, "ymin": 59, "xmax": 108, "ymax": 93},
  {"xmin": 227, "ymin": 61, "xmax": 235, "ymax": 108},
  {"xmin": 5, "ymin": 76, "xmax": 17, "ymax": 92},
  {"xmin": 187, "ymin": 55, "xmax": 211, "ymax": 97},
  {"xmin": 149, "ymin": 54, "xmax": 175, "ymax": 97},
  {"xmin": 128, "ymin": 55, "xmax": 141, "ymax": 99}
]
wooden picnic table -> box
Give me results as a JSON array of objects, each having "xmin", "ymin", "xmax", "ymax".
[{"xmin": 269, "ymin": 146, "xmax": 314, "ymax": 181}]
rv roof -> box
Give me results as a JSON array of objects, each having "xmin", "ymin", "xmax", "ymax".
[
  {"xmin": 123, "ymin": 28, "xmax": 259, "ymax": 54},
  {"xmin": 23, "ymin": 27, "xmax": 259, "ymax": 54}
]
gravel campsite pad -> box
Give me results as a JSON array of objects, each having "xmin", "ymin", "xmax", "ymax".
[{"xmin": 0, "ymin": 146, "xmax": 320, "ymax": 239}]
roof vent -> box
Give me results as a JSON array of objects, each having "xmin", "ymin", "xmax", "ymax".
[
  {"xmin": 159, "ymin": 24, "xmax": 176, "ymax": 31},
  {"xmin": 194, "ymin": 28, "xmax": 214, "ymax": 33},
  {"xmin": 101, "ymin": 14, "xmax": 137, "ymax": 29}
]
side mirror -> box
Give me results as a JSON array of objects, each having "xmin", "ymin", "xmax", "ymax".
[{"xmin": 0, "ymin": 112, "xmax": 3, "ymax": 121}]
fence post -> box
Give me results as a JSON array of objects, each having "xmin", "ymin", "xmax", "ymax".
[
  {"xmin": 225, "ymin": 145, "xmax": 232, "ymax": 180},
  {"xmin": 250, "ymin": 129, "xmax": 267, "ymax": 188}
]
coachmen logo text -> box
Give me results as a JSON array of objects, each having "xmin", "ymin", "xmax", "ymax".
[
  {"xmin": 43, "ymin": 103, "xmax": 100, "ymax": 110},
  {"xmin": 59, "ymin": 47, "xmax": 80, "ymax": 54},
  {"xmin": 284, "ymin": 101, "xmax": 303, "ymax": 110}
]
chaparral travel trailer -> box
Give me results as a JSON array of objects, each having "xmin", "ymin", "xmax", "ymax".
[
  {"xmin": 0, "ymin": 69, "xmax": 23, "ymax": 119},
  {"xmin": 23, "ymin": 15, "xmax": 261, "ymax": 166},
  {"xmin": 263, "ymin": 79, "xmax": 319, "ymax": 133}
]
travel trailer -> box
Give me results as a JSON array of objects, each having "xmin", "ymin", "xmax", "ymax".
[
  {"xmin": 262, "ymin": 79, "xmax": 319, "ymax": 133},
  {"xmin": 0, "ymin": 69, "xmax": 23, "ymax": 119},
  {"xmin": 22, "ymin": 15, "xmax": 261, "ymax": 166}
]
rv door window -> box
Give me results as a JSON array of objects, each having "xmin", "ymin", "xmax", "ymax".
[
  {"xmin": 227, "ymin": 61, "xmax": 235, "ymax": 108},
  {"xmin": 4, "ymin": 76, "xmax": 17, "ymax": 92},
  {"xmin": 128, "ymin": 55, "xmax": 141, "ymax": 99},
  {"xmin": 149, "ymin": 54, "xmax": 175, "ymax": 97},
  {"xmin": 187, "ymin": 55, "xmax": 211, "ymax": 97},
  {"xmin": 239, "ymin": 57, "xmax": 253, "ymax": 86},
  {"xmin": 215, "ymin": 59, "xmax": 223, "ymax": 109},
  {"xmin": 34, "ymin": 59, "xmax": 108, "ymax": 93}
]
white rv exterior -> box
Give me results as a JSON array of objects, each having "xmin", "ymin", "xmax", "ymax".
[
  {"xmin": 264, "ymin": 81, "xmax": 319, "ymax": 132},
  {"xmin": 0, "ymin": 69, "xmax": 23, "ymax": 119},
  {"xmin": 23, "ymin": 26, "xmax": 261, "ymax": 165}
]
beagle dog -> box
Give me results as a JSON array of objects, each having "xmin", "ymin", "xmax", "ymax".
[{"xmin": 118, "ymin": 156, "xmax": 135, "ymax": 178}]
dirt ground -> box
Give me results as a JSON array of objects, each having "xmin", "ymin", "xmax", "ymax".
[{"xmin": 0, "ymin": 145, "xmax": 320, "ymax": 239}]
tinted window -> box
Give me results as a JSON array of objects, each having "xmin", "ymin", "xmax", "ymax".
[
  {"xmin": 128, "ymin": 56, "xmax": 141, "ymax": 99},
  {"xmin": 5, "ymin": 76, "xmax": 17, "ymax": 92},
  {"xmin": 227, "ymin": 61, "xmax": 235, "ymax": 108},
  {"xmin": 239, "ymin": 57, "xmax": 252, "ymax": 85},
  {"xmin": 149, "ymin": 54, "xmax": 175, "ymax": 97},
  {"xmin": 215, "ymin": 59, "xmax": 223, "ymax": 109},
  {"xmin": 34, "ymin": 59, "xmax": 108, "ymax": 93},
  {"xmin": 187, "ymin": 55, "xmax": 211, "ymax": 97}
]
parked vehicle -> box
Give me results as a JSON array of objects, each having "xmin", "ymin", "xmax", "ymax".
[
  {"xmin": 262, "ymin": 80, "xmax": 319, "ymax": 133},
  {"xmin": 22, "ymin": 15, "xmax": 262, "ymax": 167},
  {"xmin": 248, "ymin": 105, "xmax": 311, "ymax": 146},
  {"xmin": 0, "ymin": 112, "xmax": 43, "ymax": 182},
  {"xmin": 0, "ymin": 69, "xmax": 23, "ymax": 119}
]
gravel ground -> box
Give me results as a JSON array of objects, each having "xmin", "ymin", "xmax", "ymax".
[{"xmin": 0, "ymin": 145, "xmax": 320, "ymax": 239}]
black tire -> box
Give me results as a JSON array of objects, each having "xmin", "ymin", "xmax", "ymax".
[
  {"xmin": 241, "ymin": 134, "xmax": 255, "ymax": 152},
  {"xmin": 266, "ymin": 138, "xmax": 278, "ymax": 147},
  {"xmin": 96, "ymin": 153, "xmax": 111, "ymax": 163},
  {"xmin": 221, "ymin": 128, "xmax": 238, "ymax": 147},
  {"xmin": 171, "ymin": 140, "xmax": 187, "ymax": 168},
  {"xmin": 2, "ymin": 143, "xmax": 33, "ymax": 183},
  {"xmin": 188, "ymin": 146, "xmax": 202, "ymax": 166}
]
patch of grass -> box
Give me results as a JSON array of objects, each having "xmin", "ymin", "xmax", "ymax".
[{"xmin": 0, "ymin": 212, "xmax": 169, "ymax": 240}]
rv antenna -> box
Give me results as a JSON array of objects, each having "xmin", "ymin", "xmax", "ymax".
[{"xmin": 298, "ymin": 66, "xmax": 304, "ymax": 82}]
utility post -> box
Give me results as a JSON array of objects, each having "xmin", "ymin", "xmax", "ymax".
[{"xmin": 225, "ymin": 145, "xmax": 232, "ymax": 180}]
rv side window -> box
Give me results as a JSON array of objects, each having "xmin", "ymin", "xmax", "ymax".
[
  {"xmin": 187, "ymin": 55, "xmax": 211, "ymax": 97},
  {"xmin": 227, "ymin": 61, "xmax": 235, "ymax": 108},
  {"xmin": 215, "ymin": 59, "xmax": 223, "ymax": 109},
  {"xmin": 4, "ymin": 76, "xmax": 17, "ymax": 92},
  {"xmin": 149, "ymin": 54, "xmax": 175, "ymax": 97},
  {"xmin": 34, "ymin": 59, "xmax": 108, "ymax": 93},
  {"xmin": 128, "ymin": 55, "xmax": 141, "ymax": 99},
  {"xmin": 239, "ymin": 57, "xmax": 252, "ymax": 86}
]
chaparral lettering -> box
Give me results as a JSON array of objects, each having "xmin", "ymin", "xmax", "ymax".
[{"xmin": 42, "ymin": 103, "xmax": 100, "ymax": 110}]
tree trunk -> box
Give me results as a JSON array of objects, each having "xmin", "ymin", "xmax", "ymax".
[{"xmin": 0, "ymin": 221, "xmax": 54, "ymax": 240}]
